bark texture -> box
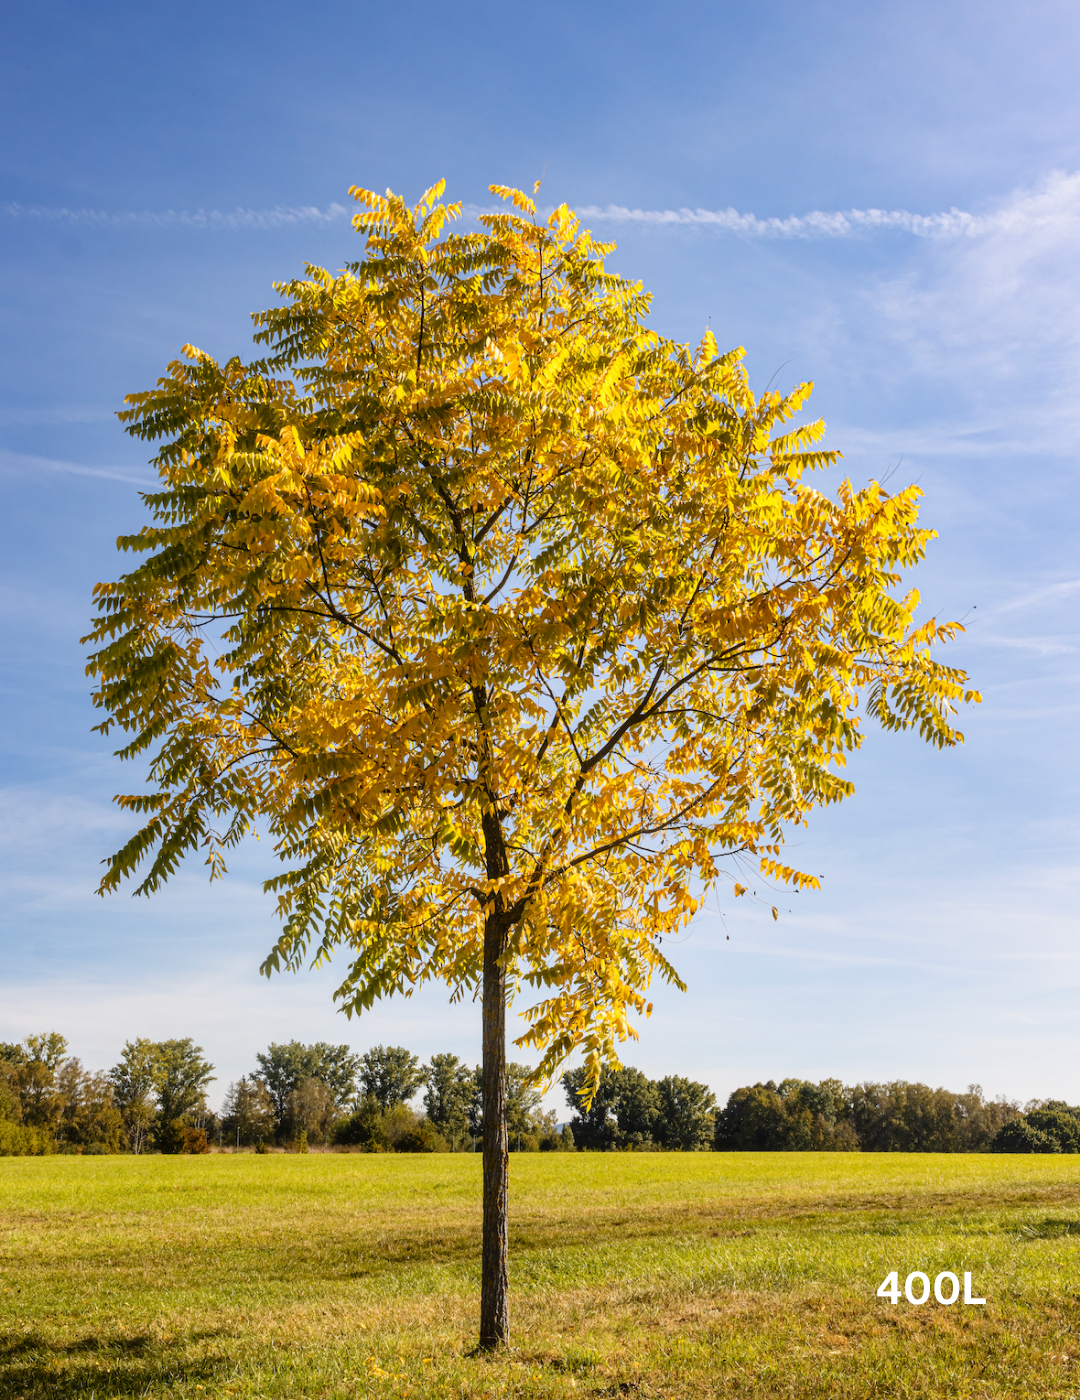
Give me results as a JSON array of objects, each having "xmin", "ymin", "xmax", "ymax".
[{"xmin": 479, "ymin": 910, "xmax": 510, "ymax": 1348}]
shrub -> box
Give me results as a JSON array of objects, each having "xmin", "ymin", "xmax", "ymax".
[
  {"xmin": 539, "ymin": 1126, "xmax": 576, "ymax": 1151},
  {"xmin": 0, "ymin": 1119, "xmax": 54, "ymax": 1156},
  {"xmin": 332, "ymin": 1095, "xmax": 392, "ymax": 1149},
  {"xmin": 1025, "ymin": 1109, "xmax": 1080, "ymax": 1153},
  {"xmin": 395, "ymin": 1119, "xmax": 449, "ymax": 1153},
  {"xmin": 180, "ymin": 1126, "xmax": 209, "ymax": 1154},
  {"xmin": 990, "ymin": 1119, "xmax": 1061, "ymax": 1154}
]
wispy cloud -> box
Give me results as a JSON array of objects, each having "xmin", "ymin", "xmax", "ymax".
[
  {"xmin": 993, "ymin": 578, "xmax": 1080, "ymax": 616},
  {"xmin": 869, "ymin": 172, "xmax": 1080, "ymax": 373},
  {"xmin": 1, "ymin": 201, "xmax": 350, "ymax": 230},
  {"xmin": 0, "ymin": 447, "xmax": 152, "ymax": 486}
]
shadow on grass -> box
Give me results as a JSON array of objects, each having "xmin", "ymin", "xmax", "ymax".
[
  {"xmin": 1018, "ymin": 1218, "xmax": 1080, "ymax": 1239},
  {"xmin": 0, "ymin": 1330, "xmax": 231, "ymax": 1397}
]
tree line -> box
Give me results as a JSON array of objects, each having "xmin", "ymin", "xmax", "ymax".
[
  {"xmin": 0, "ymin": 1034, "xmax": 571, "ymax": 1155},
  {"xmin": 2, "ymin": 1034, "xmax": 1073, "ymax": 1155},
  {"xmin": 712, "ymin": 1078, "xmax": 1080, "ymax": 1154}
]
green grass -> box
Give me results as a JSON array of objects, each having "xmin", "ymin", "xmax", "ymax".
[{"xmin": 3, "ymin": 1151, "xmax": 1080, "ymax": 1397}]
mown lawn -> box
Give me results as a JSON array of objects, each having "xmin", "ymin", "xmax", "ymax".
[{"xmin": 2, "ymin": 1151, "xmax": 1080, "ymax": 1397}]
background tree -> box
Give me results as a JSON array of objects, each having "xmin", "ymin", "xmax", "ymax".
[
  {"xmin": 991, "ymin": 1119, "xmax": 1062, "ymax": 1154},
  {"xmin": 713, "ymin": 1082, "xmax": 792, "ymax": 1151},
  {"xmin": 87, "ymin": 181, "xmax": 978, "ymax": 1346},
  {"xmin": 0, "ymin": 1073, "xmax": 53, "ymax": 1156},
  {"xmin": 608, "ymin": 1068, "xmax": 664, "ymax": 1149},
  {"xmin": 109, "ymin": 1038, "xmax": 160, "ymax": 1154},
  {"xmin": 423, "ymin": 1053, "xmax": 478, "ymax": 1150},
  {"xmin": 5, "ymin": 1033, "xmax": 69, "ymax": 1138},
  {"xmin": 953, "ymin": 1085, "xmax": 1018, "ymax": 1153},
  {"xmin": 1014, "ymin": 1105, "xmax": 1080, "ymax": 1153},
  {"xmin": 563, "ymin": 1066, "xmax": 617, "ymax": 1150},
  {"xmin": 286, "ymin": 1078, "xmax": 338, "ymax": 1144},
  {"xmin": 221, "ymin": 1076, "xmax": 276, "ymax": 1147},
  {"xmin": 150, "ymin": 1039, "xmax": 215, "ymax": 1154},
  {"xmin": 55, "ymin": 1061, "xmax": 123, "ymax": 1153},
  {"xmin": 713, "ymin": 1078, "xmax": 1015, "ymax": 1152},
  {"xmin": 254, "ymin": 1041, "xmax": 361, "ymax": 1133},
  {"xmin": 0, "ymin": 1037, "xmax": 66, "ymax": 1155},
  {"xmin": 358, "ymin": 1046, "xmax": 425, "ymax": 1112},
  {"xmin": 654, "ymin": 1076, "xmax": 716, "ymax": 1151},
  {"xmin": 504, "ymin": 1063, "xmax": 544, "ymax": 1149},
  {"xmin": 564, "ymin": 1065, "xmax": 678, "ymax": 1150}
]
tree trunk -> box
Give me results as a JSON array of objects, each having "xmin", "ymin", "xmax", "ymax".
[{"xmin": 479, "ymin": 909, "xmax": 509, "ymax": 1349}]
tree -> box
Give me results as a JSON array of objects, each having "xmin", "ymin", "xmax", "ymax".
[
  {"xmin": 6, "ymin": 1032, "xmax": 69, "ymax": 1136},
  {"xmin": 109, "ymin": 1038, "xmax": 160, "ymax": 1154},
  {"xmin": 285, "ymin": 1077, "xmax": 338, "ymax": 1144},
  {"xmin": 655, "ymin": 1075, "xmax": 716, "ymax": 1151},
  {"xmin": 87, "ymin": 181, "xmax": 978, "ymax": 1347},
  {"xmin": 991, "ymin": 1119, "xmax": 1061, "ymax": 1154},
  {"xmin": 505, "ymin": 1063, "xmax": 544, "ymax": 1146},
  {"xmin": 563, "ymin": 1065, "xmax": 661, "ymax": 1150},
  {"xmin": 848, "ymin": 1081, "xmax": 963, "ymax": 1153},
  {"xmin": 0, "ymin": 1064, "xmax": 53, "ymax": 1156},
  {"xmin": 221, "ymin": 1076, "xmax": 276, "ymax": 1147},
  {"xmin": 1021, "ymin": 1108, "xmax": 1080, "ymax": 1153},
  {"xmin": 150, "ymin": 1039, "xmax": 215, "ymax": 1153},
  {"xmin": 423, "ymin": 1053, "xmax": 478, "ymax": 1150},
  {"xmin": 55, "ymin": 1061, "xmax": 123, "ymax": 1153},
  {"xmin": 0, "ymin": 1040, "xmax": 60, "ymax": 1156},
  {"xmin": 254, "ymin": 1041, "xmax": 361, "ymax": 1131},
  {"xmin": 714, "ymin": 1082, "xmax": 791, "ymax": 1151},
  {"xmin": 358, "ymin": 1045, "xmax": 425, "ymax": 1111}
]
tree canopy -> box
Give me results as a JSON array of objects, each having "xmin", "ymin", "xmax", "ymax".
[
  {"xmin": 254, "ymin": 1040, "xmax": 361, "ymax": 1119},
  {"xmin": 87, "ymin": 179, "xmax": 977, "ymax": 1088},
  {"xmin": 357, "ymin": 1044, "xmax": 425, "ymax": 1110}
]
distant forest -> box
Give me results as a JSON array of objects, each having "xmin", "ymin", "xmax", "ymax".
[{"xmin": 1, "ymin": 1033, "xmax": 1074, "ymax": 1156}]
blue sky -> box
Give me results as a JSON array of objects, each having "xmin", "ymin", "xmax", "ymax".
[{"xmin": 1, "ymin": 0, "xmax": 1077, "ymax": 1113}]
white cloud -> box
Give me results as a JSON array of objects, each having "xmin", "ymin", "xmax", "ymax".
[{"xmin": 868, "ymin": 172, "xmax": 1080, "ymax": 397}]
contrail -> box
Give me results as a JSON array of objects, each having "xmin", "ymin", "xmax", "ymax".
[
  {"xmin": 5, "ymin": 181, "xmax": 1076, "ymax": 241},
  {"xmin": 567, "ymin": 204, "xmax": 982, "ymax": 238},
  {"xmin": 0, "ymin": 202, "xmax": 350, "ymax": 230}
]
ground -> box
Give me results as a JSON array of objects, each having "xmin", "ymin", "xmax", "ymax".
[{"xmin": 1, "ymin": 1151, "xmax": 1079, "ymax": 1397}]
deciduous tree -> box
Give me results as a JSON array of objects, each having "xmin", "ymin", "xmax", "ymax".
[
  {"xmin": 55, "ymin": 1061, "xmax": 123, "ymax": 1153},
  {"xmin": 254, "ymin": 1040, "xmax": 361, "ymax": 1130},
  {"xmin": 151, "ymin": 1039, "xmax": 215, "ymax": 1153},
  {"xmin": 109, "ymin": 1038, "xmax": 160, "ymax": 1154},
  {"xmin": 221, "ymin": 1075, "xmax": 276, "ymax": 1146},
  {"xmin": 87, "ymin": 180, "xmax": 978, "ymax": 1346},
  {"xmin": 357, "ymin": 1045, "xmax": 424, "ymax": 1111},
  {"xmin": 423, "ymin": 1053, "xmax": 478, "ymax": 1149}
]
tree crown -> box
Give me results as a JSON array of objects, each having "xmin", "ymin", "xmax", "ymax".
[{"xmin": 86, "ymin": 180, "xmax": 978, "ymax": 1091}]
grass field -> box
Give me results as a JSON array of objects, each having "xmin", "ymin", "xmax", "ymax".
[{"xmin": 2, "ymin": 1152, "xmax": 1080, "ymax": 1398}]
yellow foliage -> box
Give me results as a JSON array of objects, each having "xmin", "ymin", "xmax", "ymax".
[{"xmin": 86, "ymin": 182, "xmax": 979, "ymax": 1095}]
